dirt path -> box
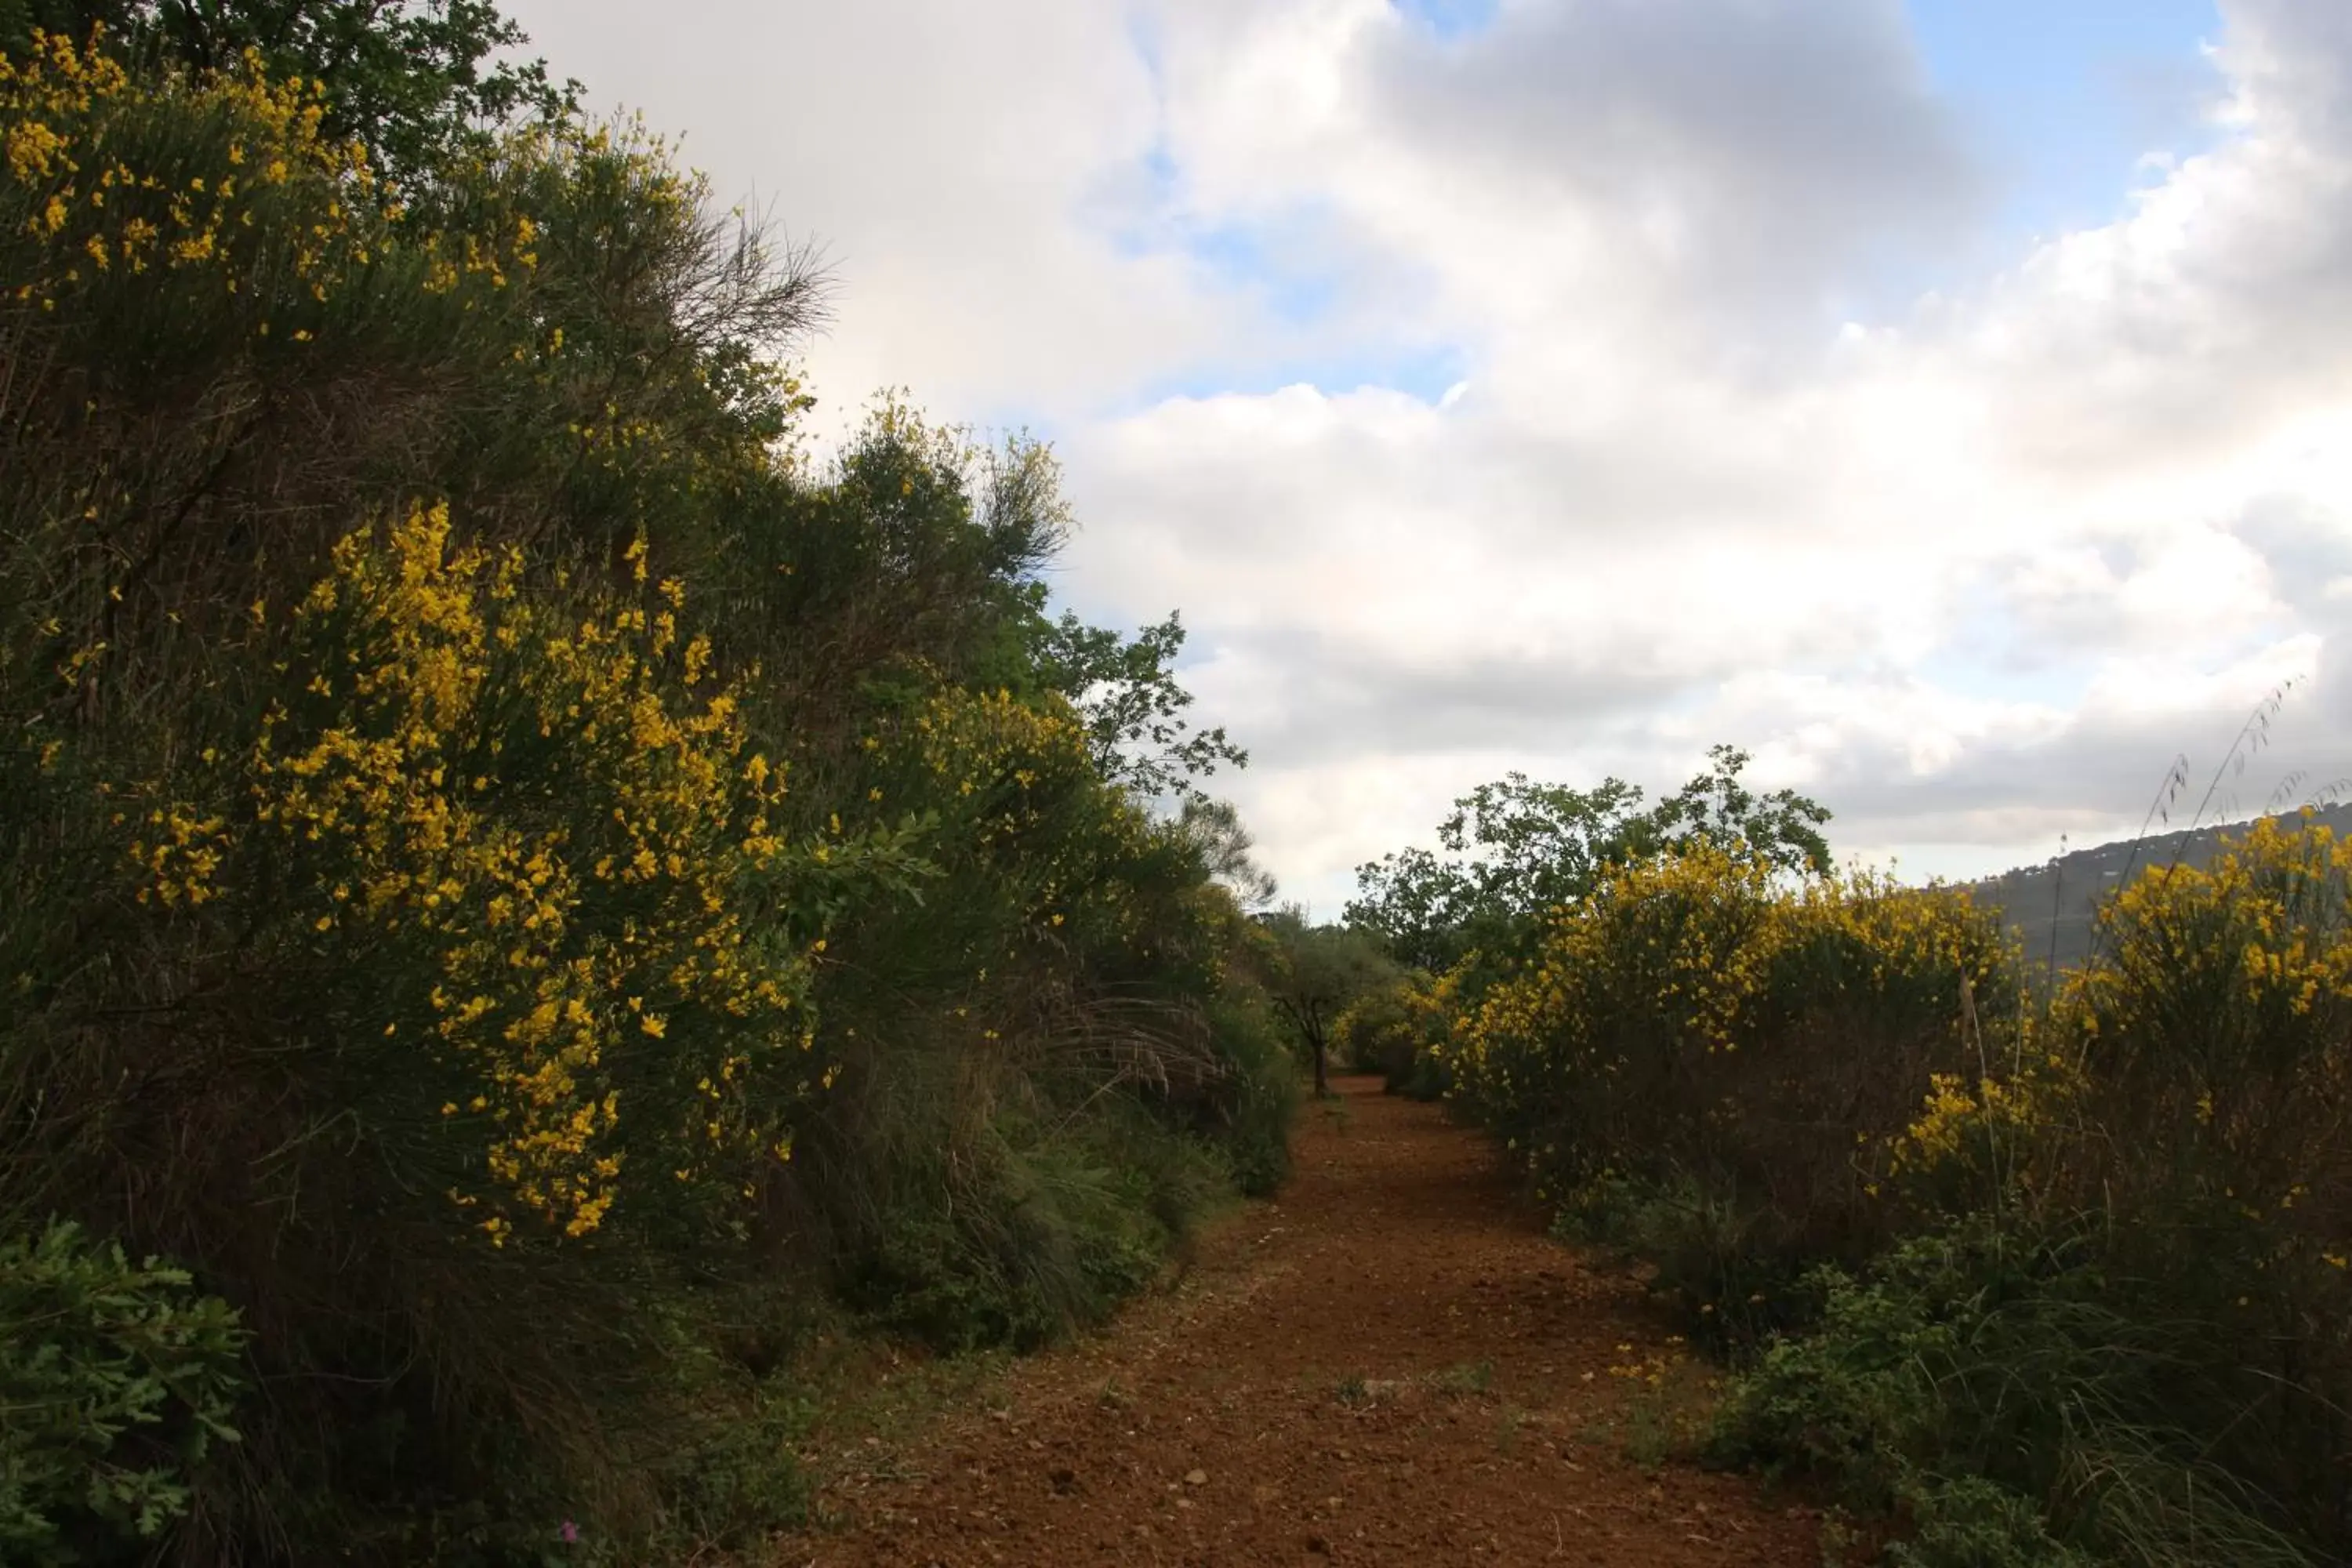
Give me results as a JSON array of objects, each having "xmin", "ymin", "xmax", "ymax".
[{"xmin": 770, "ymin": 1077, "xmax": 1822, "ymax": 1566}]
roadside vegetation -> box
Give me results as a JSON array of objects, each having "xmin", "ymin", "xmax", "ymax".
[
  {"xmin": 0, "ymin": 7, "xmax": 1296, "ymax": 1562},
  {"xmin": 1355, "ymin": 746, "xmax": 2352, "ymax": 1566},
  {"xmin": 15, "ymin": 7, "xmax": 2344, "ymax": 1567}
]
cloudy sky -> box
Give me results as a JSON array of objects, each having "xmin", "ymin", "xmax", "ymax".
[{"xmin": 507, "ymin": 0, "xmax": 2352, "ymax": 909}]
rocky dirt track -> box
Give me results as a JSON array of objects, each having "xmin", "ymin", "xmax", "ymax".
[{"xmin": 771, "ymin": 1076, "xmax": 1824, "ymax": 1566}]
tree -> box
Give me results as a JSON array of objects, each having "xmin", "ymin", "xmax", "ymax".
[
  {"xmin": 1348, "ymin": 772, "xmax": 1650, "ymax": 970},
  {"xmin": 1178, "ymin": 797, "xmax": 1278, "ymax": 909},
  {"xmin": 1260, "ymin": 908, "xmax": 1395, "ymax": 1098},
  {"xmin": 1035, "ymin": 608, "xmax": 1247, "ymax": 803},
  {"xmin": 3, "ymin": 0, "xmax": 575, "ymax": 190},
  {"xmin": 1348, "ymin": 745, "xmax": 1831, "ymax": 969},
  {"xmin": 1620, "ymin": 743, "xmax": 1833, "ymax": 877}
]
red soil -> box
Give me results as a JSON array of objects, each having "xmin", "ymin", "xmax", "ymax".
[{"xmin": 769, "ymin": 1076, "xmax": 1823, "ymax": 1566}]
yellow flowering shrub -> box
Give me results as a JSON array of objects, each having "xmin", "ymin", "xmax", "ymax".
[
  {"xmin": 1331, "ymin": 964, "xmax": 1467, "ymax": 1094},
  {"xmin": 2054, "ymin": 817, "xmax": 2352, "ymax": 1258},
  {"xmin": 1443, "ymin": 841, "xmax": 2022, "ymax": 1279},
  {"xmin": 3, "ymin": 30, "xmax": 361, "ymax": 289},
  {"xmin": 1331, "ymin": 978, "xmax": 1415, "ymax": 1075},
  {"xmin": 1772, "ymin": 869, "xmax": 2011, "ymax": 1011},
  {"xmin": 1883, "ymin": 1048, "xmax": 2080, "ymax": 1218},
  {"xmin": 1853, "ymin": 820, "xmax": 2352, "ymax": 1250},
  {"xmin": 136, "ymin": 503, "xmax": 822, "ymax": 1243},
  {"xmin": 1724, "ymin": 824, "xmax": 2352, "ymax": 1557},
  {"xmin": 0, "ymin": 30, "xmax": 532, "ymax": 332},
  {"xmin": 883, "ymin": 683, "xmax": 1181, "ymax": 951},
  {"xmin": 0, "ymin": 27, "xmax": 555, "ymax": 744},
  {"xmin": 907, "ymin": 686, "xmax": 1091, "ymax": 837},
  {"xmin": 1443, "ymin": 840, "xmax": 1780, "ymax": 1157}
]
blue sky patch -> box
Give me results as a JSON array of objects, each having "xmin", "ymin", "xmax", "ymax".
[
  {"xmin": 1913, "ymin": 644, "xmax": 2094, "ymax": 713},
  {"xmin": 1102, "ymin": 2, "xmax": 2232, "ymax": 412},
  {"xmin": 1390, "ymin": 0, "xmax": 1501, "ymax": 41},
  {"xmin": 1907, "ymin": 0, "xmax": 2226, "ymax": 245},
  {"xmin": 1180, "ymin": 221, "xmax": 1343, "ymax": 325}
]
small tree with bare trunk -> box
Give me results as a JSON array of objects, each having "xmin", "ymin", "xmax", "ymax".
[{"xmin": 1260, "ymin": 906, "xmax": 1395, "ymax": 1098}]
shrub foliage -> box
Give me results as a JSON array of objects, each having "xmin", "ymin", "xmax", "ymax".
[
  {"xmin": 0, "ymin": 20, "xmax": 1295, "ymax": 1563},
  {"xmin": 1399, "ymin": 807, "xmax": 2352, "ymax": 1564}
]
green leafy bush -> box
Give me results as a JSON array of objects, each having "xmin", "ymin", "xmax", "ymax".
[
  {"xmin": 0, "ymin": 1222, "xmax": 245, "ymax": 1563},
  {"xmin": 1410, "ymin": 814, "xmax": 2352, "ymax": 1562},
  {"xmin": 1718, "ymin": 1218, "xmax": 2321, "ymax": 1566},
  {"xmin": 1329, "ymin": 967, "xmax": 1458, "ymax": 1099},
  {"xmin": 1332, "ymin": 980, "xmax": 1417, "ymax": 1080},
  {"xmin": 1199, "ymin": 990, "xmax": 1301, "ymax": 1196},
  {"xmin": 1885, "ymin": 1477, "xmax": 2093, "ymax": 1568},
  {"xmin": 0, "ymin": 20, "xmax": 1294, "ymax": 1562}
]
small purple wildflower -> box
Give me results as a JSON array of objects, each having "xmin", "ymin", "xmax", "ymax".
[{"xmin": 558, "ymin": 1519, "xmax": 579, "ymax": 1544}]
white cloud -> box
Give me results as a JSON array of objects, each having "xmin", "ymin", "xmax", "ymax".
[
  {"xmin": 504, "ymin": 0, "xmax": 2352, "ymax": 905},
  {"xmin": 504, "ymin": 0, "xmax": 1290, "ymax": 423}
]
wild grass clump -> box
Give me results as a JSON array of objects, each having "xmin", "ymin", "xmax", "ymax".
[
  {"xmin": 1715, "ymin": 1218, "xmax": 2318, "ymax": 1566},
  {"xmin": 1425, "ymin": 819, "xmax": 2352, "ymax": 1563}
]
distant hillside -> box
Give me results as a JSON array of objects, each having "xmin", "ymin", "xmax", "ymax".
[{"xmin": 1966, "ymin": 803, "xmax": 2352, "ymax": 985}]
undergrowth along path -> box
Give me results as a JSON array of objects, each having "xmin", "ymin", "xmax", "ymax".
[{"xmin": 771, "ymin": 1076, "xmax": 1823, "ymax": 1566}]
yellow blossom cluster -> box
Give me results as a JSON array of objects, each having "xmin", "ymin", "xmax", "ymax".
[
  {"xmin": 140, "ymin": 502, "xmax": 818, "ymax": 1243},
  {"xmin": 1603, "ymin": 1337, "xmax": 1688, "ymax": 1389},
  {"xmin": 1886, "ymin": 1059, "xmax": 2076, "ymax": 1205},
  {"xmin": 902, "ymin": 685, "xmax": 1112, "ymax": 924},
  {"xmin": 128, "ymin": 804, "xmax": 228, "ymax": 908},
  {"xmin": 6, "ymin": 31, "xmax": 358, "ymax": 302},
  {"xmin": 2, "ymin": 30, "xmax": 528, "ymax": 342},
  {"xmin": 2072, "ymin": 815, "xmax": 2352, "ymax": 1036},
  {"xmin": 2048, "ymin": 816, "xmax": 2352, "ymax": 1254},
  {"xmin": 1442, "ymin": 840, "xmax": 2016, "ymax": 1201},
  {"xmin": 1447, "ymin": 841, "xmax": 1779, "ymax": 1102},
  {"xmin": 1331, "ymin": 964, "xmax": 1466, "ymax": 1084},
  {"xmin": 1442, "ymin": 815, "xmax": 2352, "ymax": 1294}
]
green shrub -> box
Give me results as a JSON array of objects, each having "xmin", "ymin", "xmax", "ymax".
[
  {"xmin": 0, "ymin": 1222, "xmax": 245, "ymax": 1564},
  {"xmin": 1886, "ymin": 1477, "xmax": 2093, "ymax": 1568},
  {"xmin": 1329, "ymin": 967, "xmax": 1459, "ymax": 1098},
  {"xmin": 834, "ymin": 1112, "xmax": 1213, "ymax": 1352},
  {"xmin": 1421, "ymin": 820, "xmax": 2352, "ymax": 1561},
  {"xmin": 639, "ymin": 1352, "xmax": 815, "ymax": 1556},
  {"xmin": 1200, "ymin": 990, "xmax": 1300, "ymax": 1196},
  {"xmin": 1717, "ymin": 1218, "xmax": 2323, "ymax": 1566},
  {"xmin": 1552, "ymin": 1175, "xmax": 1827, "ymax": 1349},
  {"xmin": 1333, "ymin": 982, "xmax": 1417, "ymax": 1079},
  {"xmin": 0, "ymin": 23, "xmax": 1291, "ymax": 1561}
]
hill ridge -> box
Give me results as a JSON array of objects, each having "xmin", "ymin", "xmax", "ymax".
[{"xmin": 1968, "ymin": 801, "xmax": 2352, "ymax": 978}]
